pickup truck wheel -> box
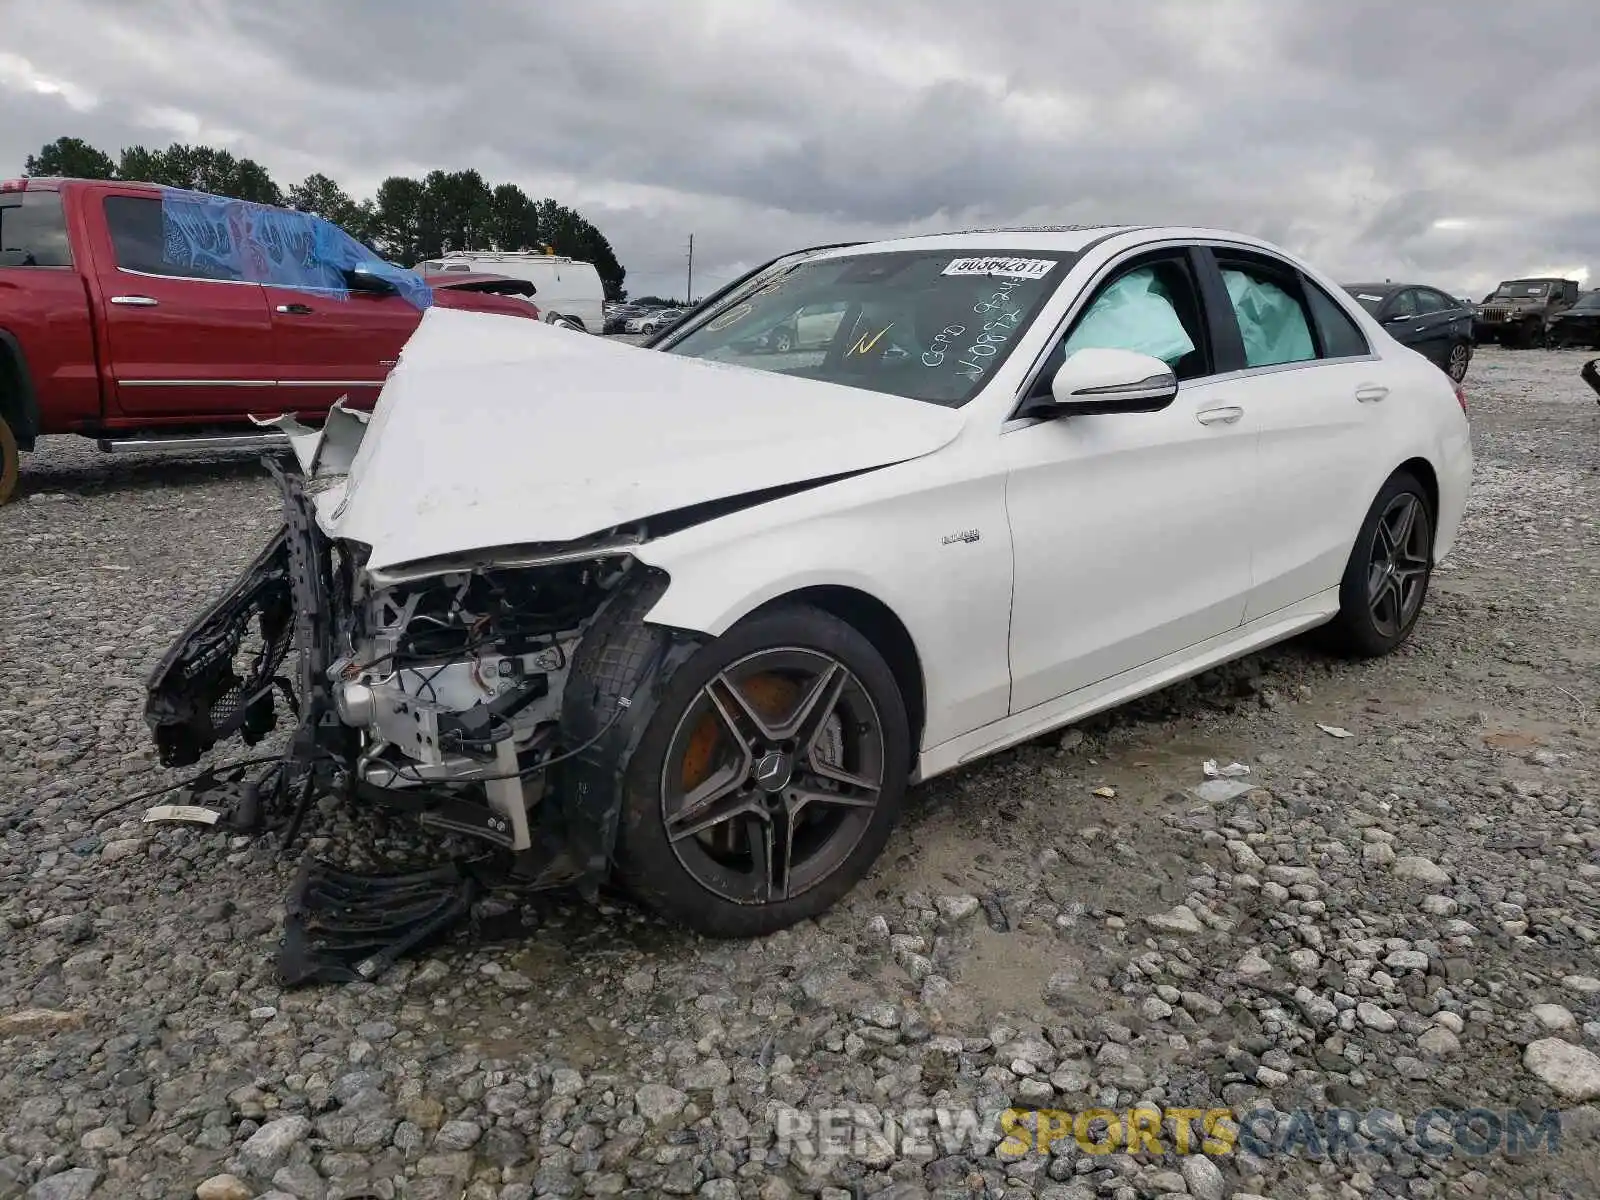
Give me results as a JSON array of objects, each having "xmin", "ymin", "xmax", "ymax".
[{"xmin": 0, "ymin": 414, "xmax": 19, "ymax": 505}]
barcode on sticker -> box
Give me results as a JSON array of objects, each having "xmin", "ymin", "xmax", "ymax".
[{"xmin": 942, "ymin": 257, "xmax": 1056, "ymax": 280}]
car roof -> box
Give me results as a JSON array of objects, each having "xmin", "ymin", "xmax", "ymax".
[
  {"xmin": 808, "ymin": 225, "xmax": 1145, "ymax": 257},
  {"xmin": 1344, "ymin": 282, "xmax": 1456, "ymax": 295}
]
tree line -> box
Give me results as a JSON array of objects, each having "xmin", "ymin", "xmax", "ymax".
[{"xmin": 23, "ymin": 136, "xmax": 627, "ymax": 298}]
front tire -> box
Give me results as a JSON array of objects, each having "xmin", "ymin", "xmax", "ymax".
[
  {"xmin": 1446, "ymin": 341, "xmax": 1472, "ymax": 382},
  {"xmin": 0, "ymin": 414, "xmax": 19, "ymax": 505},
  {"xmin": 613, "ymin": 604, "xmax": 910, "ymax": 938},
  {"xmin": 1323, "ymin": 471, "xmax": 1435, "ymax": 659}
]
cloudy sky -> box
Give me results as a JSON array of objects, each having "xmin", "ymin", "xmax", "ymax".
[{"xmin": 4, "ymin": 0, "xmax": 1596, "ymax": 301}]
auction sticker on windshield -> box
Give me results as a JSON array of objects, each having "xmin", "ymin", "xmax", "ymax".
[{"xmin": 942, "ymin": 257, "xmax": 1057, "ymax": 280}]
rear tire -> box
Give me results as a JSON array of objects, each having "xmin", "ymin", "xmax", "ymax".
[
  {"xmin": 611, "ymin": 604, "xmax": 910, "ymax": 939},
  {"xmin": 0, "ymin": 414, "xmax": 19, "ymax": 505},
  {"xmin": 1322, "ymin": 470, "xmax": 1435, "ymax": 659}
]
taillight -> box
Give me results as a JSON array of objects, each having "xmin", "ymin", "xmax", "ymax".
[{"xmin": 1454, "ymin": 382, "xmax": 1467, "ymax": 414}]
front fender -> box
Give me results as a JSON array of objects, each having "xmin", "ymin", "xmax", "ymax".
[{"xmin": 631, "ymin": 451, "xmax": 1014, "ymax": 750}]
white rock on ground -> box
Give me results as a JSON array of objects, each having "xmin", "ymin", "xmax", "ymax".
[{"xmin": 1525, "ymin": 1039, "xmax": 1600, "ymax": 1101}]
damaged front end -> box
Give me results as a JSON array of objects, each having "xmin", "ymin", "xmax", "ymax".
[{"xmin": 143, "ymin": 434, "xmax": 677, "ymax": 986}]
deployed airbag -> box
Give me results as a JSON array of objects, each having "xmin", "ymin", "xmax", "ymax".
[
  {"xmin": 1222, "ymin": 269, "xmax": 1315, "ymax": 367},
  {"xmin": 1063, "ymin": 267, "xmax": 1196, "ymax": 368}
]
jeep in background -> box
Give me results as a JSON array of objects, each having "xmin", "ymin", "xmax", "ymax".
[
  {"xmin": 0, "ymin": 178, "xmax": 543, "ymax": 503},
  {"xmin": 1473, "ymin": 277, "xmax": 1581, "ymax": 348}
]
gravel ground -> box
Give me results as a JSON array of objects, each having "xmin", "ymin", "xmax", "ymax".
[{"xmin": 3, "ymin": 346, "xmax": 1600, "ymax": 1200}]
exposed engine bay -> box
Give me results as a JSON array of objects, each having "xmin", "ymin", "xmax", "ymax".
[{"xmin": 143, "ymin": 457, "xmax": 686, "ymax": 986}]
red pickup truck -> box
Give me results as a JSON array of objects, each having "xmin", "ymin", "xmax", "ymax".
[{"xmin": 0, "ymin": 177, "xmax": 543, "ymax": 503}]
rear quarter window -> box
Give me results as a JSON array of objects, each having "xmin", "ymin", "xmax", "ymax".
[
  {"xmin": 1303, "ymin": 279, "xmax": 1371, "ymax": 359},
  {"xmin": 0, "ymin": 191, "xmax": 74, "ymax": 267}
]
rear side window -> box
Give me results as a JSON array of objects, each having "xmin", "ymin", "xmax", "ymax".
[
  {"xmin": 105, "ymin": 195, "xmax": 243, "ymax": 281},
  {"xmin": 1218, "ymin": 263, "xmax": 1315, "ymax": 368},
  {"xmin": 0, "ymin": 192, "xmax": 73, "ymax": 267},
  {"xmin": 1303, "ymin": 280, "xmax": 1371, "ymax": 358}
]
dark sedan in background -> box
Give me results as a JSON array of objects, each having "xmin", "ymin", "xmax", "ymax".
[
  {"xmin": 1344, "ymin": 282, "xmax": 1476, "ymax": 381},
  {"xmin": 1548, "ymin": 291, "xmax": 1600, "ymax": 350}
]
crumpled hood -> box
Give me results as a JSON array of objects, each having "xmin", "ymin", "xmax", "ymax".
[{"xmin": 315, "ymin": 307, "xmax": 965, "ymax": 573}]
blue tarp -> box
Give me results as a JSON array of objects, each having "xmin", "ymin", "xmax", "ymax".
[{"xmin": 158, "ymin": 188, "xmax": 432, "ymax": 309}]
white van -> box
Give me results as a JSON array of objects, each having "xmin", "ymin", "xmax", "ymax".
[{"xmin": 415, "ymin": 251, "xmax": 606, "ymax": 333}]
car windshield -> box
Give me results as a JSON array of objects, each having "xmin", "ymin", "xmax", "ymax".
[
  {"xmin": 1347, "ymin": 289, "xmax": 1390, "ymax": 316},
  {"xmin": 660, "ymin": 248, "xmax": 1073, "ymax": 407},
  {"xmin": 1492, "ymin": 282, "xmax": 1551, "ymax": 299},
  {"xmin": 1569, "ymin": 292, "xmax": 1600, "ymax": 312}
]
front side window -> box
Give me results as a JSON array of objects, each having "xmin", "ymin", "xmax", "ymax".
[
  {"xmin": 1031, "ymin": 256, "xmax": 1210, "ymax": 388},
  {"xmin": 1218, "ymin": 263, "xmax": 1315, "ymax": 368},
  {"xmin": 662, "ymin": 248, "xmax": 1074, "ymax": 407},
  {"xmin": 0, "ymin": 192, "xmax": 73, "ymax": 267},
  {"xmin": 1389, "ymin": 289, "xmax": 1419, "ymax": 319},
  {"xmin": 1412, "ymin": 289, "xmax": 1448, "ymax": 314}
]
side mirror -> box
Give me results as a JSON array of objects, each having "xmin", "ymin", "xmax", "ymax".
[
  {"xmin": 1040, "ymin": 347, "xmax": 1178, "ymax": 417},
  {"xmin": 342, "ymin": 266, "xmax": 398, "ymax": 295}
]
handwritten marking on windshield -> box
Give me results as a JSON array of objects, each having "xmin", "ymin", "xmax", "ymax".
[
  {"xmin": 921, "ymin": 324, "xmax": 968, "ymax": 368},
  {"xmin": 850, "ymin": 323, "xmax": 895, "ymax": 356},
  {"xmin": 706, "ymin": 302, "xmax": 754, "ymax": 332}
]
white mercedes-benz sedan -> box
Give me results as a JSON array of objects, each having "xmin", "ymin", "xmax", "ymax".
[{"xmin": 145, "ymin": 225, "xmax": 1472, "ymax": 983}]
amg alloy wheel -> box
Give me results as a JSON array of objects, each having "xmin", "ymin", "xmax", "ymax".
[
  {"xmin": 1324, "ymin": 471, "xmax": 1434, "ymax": 659},
  {"xmin": 1446, "ymin": 341, "xmax": 1471, "ymax": 382},
  {"xmin": 612, "ymin": 605, "xmax": 909, "ymax": 937}
]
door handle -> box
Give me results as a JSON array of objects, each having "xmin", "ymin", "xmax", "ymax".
[
  {"xmin": 1196, "ymin": 405, "xmax": 1244, "ymax": 425},
  {"xmin": 276, "ymin": 303, "xmax": 314, "ymax": 315},
  {"xmin": 1355, "ymin": 384, "xmax": 1390, "ymax": 403},
  {"xmin": 110, "ymin": 295, "xmax": 158, "ymax": 307}
]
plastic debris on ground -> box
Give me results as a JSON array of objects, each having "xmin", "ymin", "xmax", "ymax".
[
  {"xmin": 1317, "ymin": 723, "xmax": 1355, "ymax": 738},
  {"xmin": 1203, "ymin": 759, "xmax": 1251, "ymax": 779}
]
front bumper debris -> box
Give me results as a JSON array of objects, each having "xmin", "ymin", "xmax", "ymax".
[
  {"xmin": 280, "ymin": 857, "xmax": 484, "ymax": 985},
  {"xmin": 139, "ymin": 455, "xmax": 629, "ymax": 987},
  {"xmin": 141, "ymin": 458, "xmax": 504, "ymax": 985}
]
